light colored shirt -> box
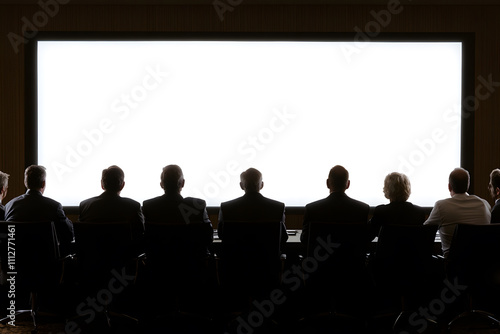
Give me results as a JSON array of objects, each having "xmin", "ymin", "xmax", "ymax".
[{"xmin": 424, "ymin": 193, "xmax": 491, "ymax": 257}]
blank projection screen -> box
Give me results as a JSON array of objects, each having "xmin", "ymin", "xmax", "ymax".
[{"xmin": 33, "ymin": 35, "xmax": 465, "ymax": 207}]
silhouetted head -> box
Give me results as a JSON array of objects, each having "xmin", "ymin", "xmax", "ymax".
[
  {"xmin": 327, "ymin": 165, "xmax": 350, "ymax": 193},
  {"xmin": 383, "ymin": 172, "xmax": 411, "ymax": 202},
  {"xmin": 240, "ymin": 168, "xmax": 263, "ymax": 193},
  {"xmin": 161, "ymin": 165, "xmax": 185, "ymax": 194},
  {"xmin": 448, "ymin": 168, "xmax": 470, "ymax": 195},
  {"xmin": 24, "ymin": 165, "xmax": 46, "ymax": 193},
  {"xmin": 489, "ymin": 168, "xmax": 500, "ymax": 200},
  {"xmin": 101, "ymin": 165, "xmax": 125, "ymax": 194},
  {"xmin": 0, "ymin": 171, "xmax": 9, "ymax": 202}
]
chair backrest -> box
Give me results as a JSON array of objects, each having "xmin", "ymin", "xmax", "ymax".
[
  {"xmin": 145, "ymin": 221, "xmax": 211, "ymax": 265},
  {"xmin": 219, "ymin": 220, "xmax": 283, "ymax": 291},
  {"xmin": 306, "ymin": 221, "xmax": 368, "ymax": 265},
  {"xmin": 447, "ymin": 223, "xmax": 500, "ymax": 289},
  {"xmin": 221, "ymin": 220, "xmax": 282, "ymax": 260},
  {"xmin": 0, "ymin": 221, "xmax": 60, "ymax": 290},
  {"xmin": 73, "ymin": 221, "xmax": 136, "ymax": 285},
  {"xmin": 373, "ymin": 224, "xmax": 438, "ymax": 290}
]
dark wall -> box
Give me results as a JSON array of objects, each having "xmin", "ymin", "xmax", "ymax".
[{"xmin": 1, "ymin": 4, "xmax": 499, "ymax": 228}]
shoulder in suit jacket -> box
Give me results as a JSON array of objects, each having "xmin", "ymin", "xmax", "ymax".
[
  {"xmin": 491, "ymin": 200, "xmax": 500, "ymax": 224},
  {"xmin": 368, "ymin": 201, "xmax": 426, "ymax": 240},
  {"xmin": 79, "ymin": 191, "xmax": 145, "ymax": 240},
  {"xmin": 142, "ymin": 193, "xmax": 213, "ymax": 251},
  {"xmin": 5, "ymin": 190, "xmax": 74, "ymax": 247},
  {"xmin": 218, "ymin": 192, "xmax": 288, "ymax": 244},
  {"xmin": 301, "ymin": 192, "xmax": 370, "ymax": 244}
]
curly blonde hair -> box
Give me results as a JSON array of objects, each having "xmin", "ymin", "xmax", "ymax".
[{"xmin": 383, "ymin": 172, "xmax": 411, "ymax": 202}]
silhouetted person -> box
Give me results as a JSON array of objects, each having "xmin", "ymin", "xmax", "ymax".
[
  {"xmin": 79, "ymin": 165, "xmax": 145, "ymax": 242},
  {"xmin": 301, "ymin": 165, "xmax": 370, "ymax": 245},
  {"xmin": 142, "ymin": 165, "xmax": 213, "ymax": 313},
  {"xmin": 5, "ymin": 165, "xmax": 74, "ymax": 254},
  {"xmin": 142, "ymin": 164, "xmax": 213, "ymax": 249},
  {"xmin": 489, "ymin": 168, "xmax": 500, "ymax": 224},
  {"xmin": 217, "ymin": 167, "xmax": 288, "ymax": 245},
  {"xmin": 424, "ymin": 167, "xmax": 491, "ymax": 258},
  {"xmin": 0, "ymin": 171, "xmax": 8, "ymax": 220},
  {"xmin": 369, "ymin": 172, "xmax": 425, "ymax": 240}
]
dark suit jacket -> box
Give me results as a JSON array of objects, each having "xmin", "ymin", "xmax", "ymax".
[
  {"xmin": 491, "ymin": 200, "xmax": 500, "ymax": 224},
  {"xmin": 301, "ymin": 191, "xmax": 370, "ymax": 244},
  {"xmin": 368, "ymin": 201, "xmax": 426, "ymax": 240},
  {"xmin": 4, "ymin": 190, "xmax": 74, "ymax": 252},
  {"xmin": 79, "ymin": 191, "xmax": 145, "ymax": 241},
  {"xmin": 217, "ymin": 192, "xmax": 288, "ymax": 245},
  {"xmin": 142, "ymin": 193, "xmax": 213, "ymax": 249},
  {"xmin": 0, "ymin": 203, "xmax": 4, "ymax": 221}
]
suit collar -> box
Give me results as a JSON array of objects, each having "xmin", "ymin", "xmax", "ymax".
[
  {"xmin": 26, "ymin": 189, "xmax": 43, "ymax": 196},
  {"xmin": 243, "ymin": 192, "xmax": 263, "ymax": 199},
  {"xmin": 100, "ymin": 191, "xmax": 120, "ymax": 198},
  {"xmin": 163, "ymin": 193, "xmax": 183, "ymax": 201},
  {"xmin": 328, "ymin": 191, "xmax": 347, "ymax": 199}
]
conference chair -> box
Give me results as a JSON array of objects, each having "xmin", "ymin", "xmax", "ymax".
[
  {"xmin": 141, "ymin": 221, "xmax": 215, "ymax": 333},
  {"xmin": 0, "ymin": 221, "xmax": 72, "ymax": 332},
  {"xmin": 291, "ymin": 222, "xmax": 371, "ymax": 333},
  {"xmin": 446, "ymin": 224, "xmax": 500, "ymax": 332},
  {"xmin": 217, "ymin": 220, "xmax": 284, "ymax": 311},
  {"xmin": 370, "ymin": 224, "xmax": 440, "ymax": 333},
  {"xmin": 71, "ymin": 221, "xmax": 144, "ymax": 331}
]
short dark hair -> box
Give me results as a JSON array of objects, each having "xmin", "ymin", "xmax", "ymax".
[
  {"xmin": 102, "ymin": 165, "xmax": 125, "ymax": 192},
  {"xmin": 328, "ymin": 165, "xmax": 349, "ymax": 191},
  {"xmin": 449, "ymin": 168, "xmax": 470, "ymax": 194},
  {"xmin": 24, "ymin": 165, "xmax": 46, "ymax": 190},
  {"xmin": 490, "ymin": 169, "xmax": 500, "ymax": 190},
  {"xmin": 161, "ymin": 165, "xmax": 184, "ymax": 192}
]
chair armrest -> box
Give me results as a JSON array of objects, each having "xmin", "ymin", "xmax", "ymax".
[{"xmin": 59, "ymin": 253, "xmax": 76, "ymax": 284}]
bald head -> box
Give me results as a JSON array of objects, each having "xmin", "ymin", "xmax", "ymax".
[
  {"xmin": 327, "ymin": 165, "xmax": 350, "ymax": 192},
  {"xmin": 449, "ymin": 168, "xmax": 470, "ymax": 194},
  {"xmin": 240, "ymin": 168, "xmax": 263, "ymax": 193},
  {"xmin": 161, "ymin": 165, "xmax": 185, "ymax": 194}
]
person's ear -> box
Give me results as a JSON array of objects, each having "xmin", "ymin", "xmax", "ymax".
[
  {"xmin": 160, "ymin": 181, "xmax": 165, "ymax": 190},
  {"xmin": 326, "ymin": 178, "xmax": 330, "ymax": 190},
  {"xmin": 101, "ymin": 180, "xmax": 105, "ymax": 190},
  {"xmin": 345, "ymin": 180, "xmax": 350, "ymax": 190},
  {"xmin": 180, "ymin": 179, "xmax": 185, "ymax": 189},
  {"xmin": 496, "ymin": 187, "xmax": 500, "ymax": 198},
  {"xmin": 240, "ymin": 182, "xmax": 245, "ymax": 191},
  {"xmin": 260, "ymin": 181, "xmax": 264, "ymax": 190},
  {"xmin": 119, "ymin": 181, "xmax": 125, "ymax": 192}
]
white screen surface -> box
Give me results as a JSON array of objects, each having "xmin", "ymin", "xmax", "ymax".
[{"xmin": 37, "ymin": 40, "xmax": 462, "ymax": 207}]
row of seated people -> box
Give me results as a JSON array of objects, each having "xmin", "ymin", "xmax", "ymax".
[
  {"xmin": 1, "ymin": 164, "xmax": 500, "ymax": 332},
  {"xmin": 1, "ymin": 164, "xmax": 499, "ymax": 258}
]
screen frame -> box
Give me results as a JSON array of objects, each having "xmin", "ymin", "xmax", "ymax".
[{"xmin": 24, "ymin": 31, "xmax": 475, "ymax": 212}]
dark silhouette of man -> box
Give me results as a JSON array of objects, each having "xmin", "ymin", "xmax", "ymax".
[
  {"xmin": 142, "ymin": 164, "xmax": 213, "ymax": 248},
  {"xmin": 0, "ymin": 171, "xmax": 9, "ymax": 220},
  {"xmin": 301, "ymin": 165, "xmax": 370, "ymax": 245},
  {"xmin": 5, "ymin": 165, "xmax": 74, "ymax": 254},
  {"xmin": 217, "ymin": 167, "xmax": 288, "ymax": 245},
  {"xmin": 424, "ymin": 167, "xmax": 491, "ymax": 257},
  {"xmin": 489, "ymin": 168, "xmax": 500, "ymax": 224},
  {"xmin": 79, "ymin": 165, "xmax": 145, "ymax": 241}
]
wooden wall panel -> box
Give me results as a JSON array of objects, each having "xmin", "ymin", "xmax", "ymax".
[{"xmin": 1, "ymin": 4, "xmax": 499, "ymax": 228}]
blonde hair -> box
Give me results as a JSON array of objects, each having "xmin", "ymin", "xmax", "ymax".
[{"xmin": 383, "ymin": 172, "xmax": 411, "ymax": 202}]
